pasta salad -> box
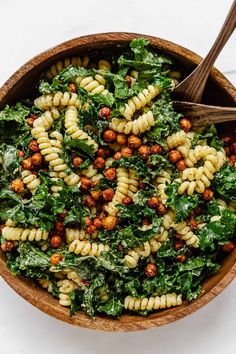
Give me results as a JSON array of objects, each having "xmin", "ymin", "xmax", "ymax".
[{"xmin": 0, "ymin": 38, "xmax": 235, "ymax": 317}]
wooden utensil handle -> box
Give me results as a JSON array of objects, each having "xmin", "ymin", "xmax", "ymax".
[{"xmin": 197, "ymin": 0, "xmax": 236, "ymax": 83}]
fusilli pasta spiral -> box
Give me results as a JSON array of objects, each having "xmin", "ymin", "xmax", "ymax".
[
  {"xmin": 124, "ymin": 293, "xmax": 182, "ymax": 311},
  {"xmin": 2, "ymin": 226, "xmax": 48, "ymax": 241},
  {"xmin": 105, "ymin": 167, "xmax": 129, "ymax": 215},
  {"xmin": 45, "ymin": 56, "xmax": 90, "ymax": 79},
  {"xmin": 172, "ymin": 221, "xmax": 199, "ymax": 248},
  {"xmin": 110, "ymin": 110, "xmax": 155, "ymax": 135},
  {"xmin": 34, "ymin": 91, "xmax": 81, "ymax": 111},
  {"xmin": 66, "ymin": 228, "xmax": 97, "ymax": 243},
  {"xmin": 69, "ymin": 239, "xmax": 109, "ymax": 256},
  {"xmin": 21, "ymin": 170, "xmax": 40, "ymax": 193}
]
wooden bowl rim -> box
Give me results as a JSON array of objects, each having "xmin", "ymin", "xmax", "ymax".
[{"xmin": 0, "ymin": 32, "xmax": 236, "ymax": 332}]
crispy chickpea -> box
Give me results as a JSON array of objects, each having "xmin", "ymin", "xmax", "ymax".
[
  {"xmin": 202, "ymin": 188, "xmax": 214, "ymax": 201},
  {"xmin": 117, "ymin": 244, "xmax": 123, "ymax": 252},
  {"xmin": 94, "ymin": 157, "xmax": 105, "ymax": 169},
  {"xmin": 21, "ymin": 158, "xmax": 34, "ymax": 170},
  {"xmin": 121, "ymin": 147, "xmax": 133, "ymax": 157},
  {"xmin": 98, "ymin": 212, "xmax": 106, "ymax": 220},
  {"xmin": 1, "ymin": 241, "xmax": 14, "ymax": 252},
  {"xmin": 97, "ymin": 148, "xmax": 107, "ymax": 158},
  {"xmin": 103, "ymin": 129, "xmax": 116, "ymax": 142},
  {"xmin": 223, "ymin": 136, "xmax": 232, "ymax": 145},
  {"xmin": 90, "ymin": 190, "xmax": 100, "ymax": 200},
  {"xmin": 122, "ymin": 196, "xmax": 134, "ymax": 205},
  {"xmin": 28, "ymin": 140, "xmax": 40, "ymax": 153},
  {"xmin": 156, "ymin": 203, "xmax": 167, "ymax": 215},
  {"xmin": 84, "ymin": 195, "xmax": 96, "ymax": 208},
  {"xmin": 124, "ymin": 75, "xmax": 133, "ymax": 87},
  {"xmin": 99, "ymin": 107, "xmax": 112, "ymax": 120},
  {"xmin": 144, "ymin": 263, "xmax": 157, "ymax": 277},
  {"xmin": 58, "ymin": 209, "xmax": 67, "ymax": 219},
  {"xmin": 113, "ymin": 151, "xmax": 122, "ymax": 160},
  {"xmin": 230, "ymin": 143, "xmax": 236, "ymax": 154},
  {"xmin": 139, "ymin": 181, "xmax": 146, "ymax": 190},
  {"xmin": 188, "ymin": 218, "xmax": 198, "ymax": 231},
  {"xmin": 176, "ymin": 159, "xmax": 187, "ymax": 171},
  {"xmin": 50, "ymin": 253, "xmax": 63, "ymax": 265},
  {"xmin": 148, "ymin": 196, "xmax": 159, "ymax": 209},
  {"xmin": 102, "ymin": 188, "xmax": 114, "ymax": 202},
  {"xmin": 224, "ymin": 146, "xmax": 230, "ymax": 156},
  {"xmin": 93, "ymin": 218, "xmax": 102, "ymax": 229},
  {"xmin": 55, "ymin": 221, "xmax": 65, "ymax": 234},
  {"xmin": 102, "ymin": 215, "xmax": 118, "ymax": 230},
  {"xmin": 142, "ymin": 218, "xmax": 152, "ymax": 226},
  {"xmin": 18, "ymin": 150, "xmax": 25, "ymax": 158},
  {"xmin": 84, "ymin": 216, "xmax": 92, "ymax": 226},
  {"xmin": 68, "ymin": 83, "xmax": 77, "ymax": 93},
  {"xmin": 116, "ymin": 133, "xmax": 127, "ymax": 146},
  {"xmin": 31, "ymin": 153, "xmax": 42, "ymax": 166},
  {"xmin": 168, "ymin": 150, "xmax": 182, "ymax": 164},
  {"xmin": 128, "ymin": 134, "xmax": 142, "ymax": 149},
  {"xmin": 174, "ymin": 240, "xmax": 185, "ymax": 251},
  {"xmin": 151, "ymin": 144, "xmax": 163, "ymax": 154},
  {"xmin": 229, "ymin": 155, "xmax": 236, "ymax": 165},
  {"xmin": 11, "ymin": 179, "xmax": 24, "ymax": 194},
  {"xmin": 221, "ymin": 241, "xmax": 235, "ymax": 253},
  {"xmin": 138, "ymin": 145, "xmax": 150, "ymax": 159},
  {"xmin": 104, "ymin": 147, "xmax": 112, "ymax": 157},
  {"xmin": 80, "ymin": 177, "xmax": 92, "ymax": 191},
  {"xmin": 27, "ymin": 114, "xmax": 38, "ymax": 127},
  {"xmin": 73, "ymin": 156, "xmax": 83, "ymax": 167},
  {"xmin": 87, "ymin": 225, "xmax": 97, "ymax": 234},
  {"xmin": 50, "ymin": 235, "xmax": 62, "ymax": 248},
  {"xmin": 176, "ymin": 255, "xmax": 186, "ymax": 263},
  {"xmin": 180, "ymin": 118, "xmax": 192, "ymax": 132},
  {"xmin": 104, "ymin": 168, "xmax": 116, "ymax": 181}
]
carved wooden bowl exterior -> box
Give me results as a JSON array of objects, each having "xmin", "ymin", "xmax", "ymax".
[{"xmin": 0, "ymin": 33, "xmax": 235, "ymax": 332}]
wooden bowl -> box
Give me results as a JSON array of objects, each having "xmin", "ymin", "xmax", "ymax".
[{"xmin": 0, "ymin": 33, "xmax": 235, "ymax": 332}]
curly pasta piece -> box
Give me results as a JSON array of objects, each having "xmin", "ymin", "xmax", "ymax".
[
  {"xmin": 155, "ymin": 169, "xmax": 172, "ymax": 204},
  {"xmin": 105, "ymin": 167, "xmax": 129, "ymax": 215},
  {"xmin": 21, "ymin": 170, "xmax": 40, "ymax": 193},
  {"xmin": 172, "ymin": 221, "xmax": 199, "ymax": 248},
  {"xmin": 65, "ymin": 106, "xmax": 98, "ymax": 151},
  {"xmin": 63, "ymin": 268, "xmax": 88, "ymax": 288},
  {"xmin": 69, "ymin": 239, "xmax": 109, "ymax": 256},
  {"xmin": 66, "ymin": 228, "xmax": 97, "ymax": 243},
  {"xmin": 75, "ymin": 75, "xmax": 107, "ymax": 95},
  {"xmin": 38, "ymin": 279, "xmax": 53, "ymax": 293},
  {"xmin": 120, "ymin": 85, "xmax": 161, "ymax": 120},
  {"xmin": 45, "ymin": 56, "xmax": 90, "ymax": 79},
  {"xmin": 124, "ymin": 293, "xmax": 182, "ymax": 311},
  {"xmin": 98, "ymin": 59, "xmax": 111, "ymax": 72},
  {"xmin": 124, "ymin": 239, "xmax": 162, "ymax": 268},
  {"xmin": 57, "ymin": 279, "xmax": 78, "ymax": 307},
  {"xmin": 2, "ymin": 226, "xmax": 48, "ymax": 241},
  {"xmin": 110, "ymin": 110, "xmax": 155, "ymax": 135},
  {"xmin": 34, "ymin": 91, "xmax": 81, "ymax": 111},
  {"xmin": 32, "ymin": 110, "xmax": 60, "ymax": 132},
  {"xmin": 127, "ymin": 169, "xmax": 139, "ymax": 197},
  {"xmin": 81, "ymin": 164, "xmax": 98, "ymax": 178}
]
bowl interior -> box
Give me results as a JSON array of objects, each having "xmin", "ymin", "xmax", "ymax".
[{"xmin": 0, "ymin": 33, "xmax": 236, "ymax": 331}]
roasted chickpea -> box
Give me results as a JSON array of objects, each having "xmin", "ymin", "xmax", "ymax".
[
  {"xmin": 90, "ymin": 190, "xmax": 100, "ymax": 200},
  {"xmin": 50, "ymin": 235, "xmax": 63, "ymax": 248},
  {"xmin": 21, "ymin": 158, "xmax": 34, "ymax": 170},
  {"xmin": 122, "ymin": 196, "xmax": 134, "ymax": 205},
  {"xmin": 139, "ymin": 181, "xmax": 146, "ymax": 190},
  {"xmin": 168, "ymin": 150, "xmax": 182, "ymax": 164},
  {"xmin": 116, "ymin": 133, "xmax": 127, "ymax": 146},
  {"xmin": 94, "ymin": 157, "xmax": 105, "ymax": 169},
  {"xmin": 113, "ymin": 151, "xmax": 122, "ymax": 160},
  {"xmin": 99, "ymin": 107, "xmax": 112, "ymax": 120},
  {"xmin": 102, "ymin": 215, "xmax": 118, "ymax": 230},
  {"xmin": 138, "ymin": 145, "xmax": 150, "ymax": 159},
  {"xmin": 128, "ymin": 134, "xmax": 142, "ymax": 149},
  {"xmin": 224, "ymin": 146, "xmax": 230, "ymax": 156},
  {"xmin": 104, "ymin": 168, "xmax": 116, "ymax": 181},
  {"xmin": 176, "ymin": 255, "xmax": 187, "ymax": 263},
  {"xmin": 58, "ymin": 209, "xmax": 67, "ymax": 219},
  {"xmin": 148, "ymin": 196, "xmax": 159, "ymax": 209},
  {"xmin": 87, "ymin": 225, "xmax": 97, "ymax": 234},
  {"xmin": 93, "ymin": 218, "xmax": 102, "ymax": 229},
  {"xmin": 98, "ymin": 212, "xmax": 106, "ymax": 220},
  {"xmin": 1, "ymin": 241, "xmax": 14, "ymax": 252},
  {"xmin": 55, "ymin": 221, "xmax": 65, "ymax": 234},
  {"xmin": 156, "ymin": 203, "xmax": 167, "ymax": 215},
  {"xmin": 83, "ymin": 195, "xmax": 96, "ymax": 208},
  {"xmin": 121, "ymin": 147, "xmax": 132, "ymax": 157},
  {"xmin": 68, "ymin": 83, "xmax": 77, "ymax": 93},
  {"xmin": 188, "ymin": 218, "xmax": 198, "ymax": 231},
  {"xmin": 223, "ymin": 136, "xmax": 231, "ymax": 145},
  {"xmin": 103, "ymin": 129, "xmax": 116, "ymax": 142},
  {"xmin": 229, "ymin": 155, "xmax": 236, "ymax": 165},
  {"xmin": 117, "ymin": 244, "xmax": 123, "ymax": 252},
  {"xmin": 176, "ymin": 159, "xmax": 187, "ymax": 171},
  {"xmin": 18, "ymin": 150, "xmax": 25, "ymax": 158},
  {"xmin": 31, "ymin": 153, "xmax": 42, "ymax": 166},
  {"xmin": 50, "ymin": 253, "xmax": 63, "ymax": 265},
  {"xmin": 124, "ymin": 75, "xmax": 133, "ymax": 87},
  {"xmin": 28, "ymin": 140, "xmax": 40, "ymax": 153},
  {"xmin": 73, "ymin": 156, "xmax": 83, "ymax": 167},
  {"xmin": 144, "ymin": 263, "xmax": 157, "ymax": 277},
  {"xmin": 180, "ymin": 118, "xmax": 192, "ymax": 132},
  {"xmin": 151, "ymin": 144, "xmax": 163, "ymax": 154},
  {"xmin": 202, "ymin": 188, "xmax": 214, "ymax": 201},
  {"xmin": 102, "ymin": 188, "xmax": 114, "ymax": 202},
  {"xmin": 80, "ymin": 177, "xmax": 93, "ymax": 191},
  {"xmin": 230, "ymin": 142, "xmax": 236, "ymax": 154},
  {"xmin": 142, "ymin": 218, "xmax": 152, "ymax": 226},
  {"xmin": 84, "ymin": 216, "xmax": 92, "ymax": 226},
  {"xmin": 174, "ymin": 240, "xmax": 185, "ymax": 251},
  {"xmin": 221, "ymin": 241, "xmax": 235, "ymax": 253},
  {"xmin": 27, "ymin": 114, "xmax": 37, "ymax": 127},
  {"xmin": 97, "ymin": 148, "xmax": 107, "ymax": 158},
  {"xmin": 11, "ymin": 179, "xmax": 24, "ymax": 194}
]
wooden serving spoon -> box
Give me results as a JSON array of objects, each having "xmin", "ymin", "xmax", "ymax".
[
  {"xmin": 173, "ymin": 101, "xmax": 236, "ymax": 129},
  {"xmin": 173, "ymin": 0, "xmax": 236, "ymax": 103}
]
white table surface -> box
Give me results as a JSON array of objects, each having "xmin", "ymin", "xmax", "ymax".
[{"xmin": 0, "ymin": 0, "xmax": 235, "ymax": 353}]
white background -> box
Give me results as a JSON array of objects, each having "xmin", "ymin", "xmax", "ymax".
[{"xmin": 0, "ymin": 0, "xmax": 236, "ymax": 353}]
